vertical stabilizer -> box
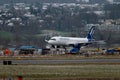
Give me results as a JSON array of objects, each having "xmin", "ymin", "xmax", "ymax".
[{"xmin": 87, "ymin": 26, "xmax": 95, "ymax": 41}]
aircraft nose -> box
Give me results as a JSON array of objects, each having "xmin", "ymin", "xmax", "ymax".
[
  {"xmin": 48, "ymin": 40, "xmax": 56, "ymax": 44},
  {"xmin": 48, "ymin": 40, "xmax": 52, "ymax": 44}
]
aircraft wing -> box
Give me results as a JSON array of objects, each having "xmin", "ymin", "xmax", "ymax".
[
  {"xmin": 92, "ymin": 40, "xmax": 106, "ymax": 45},
  {"xmin": 67, "ymin": 40, "xmax": 106, "ymax": 46}
]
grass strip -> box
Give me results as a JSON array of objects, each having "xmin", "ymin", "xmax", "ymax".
[{"xmin": 0, "ymin": 65, "xmax": 120, "ymax": 79}]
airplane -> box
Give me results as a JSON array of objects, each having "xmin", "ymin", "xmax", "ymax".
[{"xmin": 45, "ymin": 26, "xmax": 95, "ymax": 53}]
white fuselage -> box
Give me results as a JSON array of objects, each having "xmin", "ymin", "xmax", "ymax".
[{"xmin": 48, "ymin": 36, "xmax": 89, "ymax": 46}]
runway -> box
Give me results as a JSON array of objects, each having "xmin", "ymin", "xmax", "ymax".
[{"xmin": 1, "ymin": 59, "xmax": 120, "ymax": 65}]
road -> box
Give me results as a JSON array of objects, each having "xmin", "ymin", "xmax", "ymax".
[{"xmin": 1, "ymin": 59, "xmax": 120, "ymax": 65}]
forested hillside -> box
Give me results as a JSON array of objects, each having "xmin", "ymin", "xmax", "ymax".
[
  {"xmin": 0, "ymin": 1, "xmax": 120, "ymax": 48},
  {"xmin": 0, "ymin": 0, "xmax": 76, "ymax": 4}
]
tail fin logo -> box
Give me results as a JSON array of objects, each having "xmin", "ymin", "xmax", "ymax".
[{"xmin": 87, "ymin": 26, "xmax": 95, "ymax": 41}]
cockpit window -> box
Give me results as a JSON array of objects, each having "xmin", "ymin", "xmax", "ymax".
[{"xmin": 50, "ymin": 38, "xmax": 56, "ymax": 41}]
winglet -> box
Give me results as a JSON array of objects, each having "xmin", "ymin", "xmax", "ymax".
[{"xmin": 45, "ymin": 35, "xmax": 50, "ymax": 42}]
